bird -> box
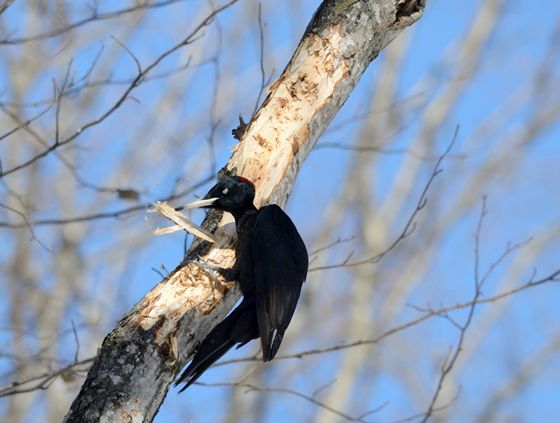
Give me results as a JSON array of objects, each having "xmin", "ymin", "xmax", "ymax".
[{"xmin": 175, "ymin": 175, "xmax": 308, "ymax": 392}]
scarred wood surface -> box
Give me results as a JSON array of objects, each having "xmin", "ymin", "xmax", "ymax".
[{"xmin": 64, "ymin": 1, "xmax": 424, "ymax": 422}]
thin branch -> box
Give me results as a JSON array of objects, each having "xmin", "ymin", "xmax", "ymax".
[
  {"xmin": 2, "ymin": 57, "xmax": 201, "ymax": 110},
  {"xmin": 251, "ymin": 2, "xmax": 272, "ymax": 118},
  {"xmin": 0, "ymin": 175, "xmax": 213, "ymax": 228},
  {"xmin": 0, "ymin": 358, "xmax": 95, "ymax": 397},
  {"xmin": 0, "ymin": 0, "xmax": 191, "ymax": 45},
  {"xmin": 214, "ymin": 266, "xmax": 560, "ymax": 366},
  {"xmin": 196, "ymin": 380, "xmax": 387, "ymax": 423},
  {"xmin": 1, "ymin": 99, "xmax": 140, "ymax": 197},
  {"xmin": 391, "ymin": 392, "xmax": 459, "ymax": 423},
  {"xmin": 0, "ymin": 103, "xmax": 54, "ymax": 142},
  {"xmin": 0, "ymin": 203, "xmax": 50, "ymax": 251},
  {"xmin": 418, "ymin": 196, "xmax": 486, "ymax": 423},
  {"xmin": 0, "ymin": 0, "xmax": 14, "ymax": 16},
  {"xmin": 311, "ymin": 126, "xmax": 459, "ymax": 272},
  {"xmin": 0, "ymin": 0, "xmax": 239, "ymax": 178},
  {"xmin": 52, "ymin": 59, "xmax": 73, "ymax": 147},
  {"xmin": 310, "ymin": 236, "xmax": 357, "ymax": 255},
  {"xmin": 71, "ymin": 321, "xmax": 80, "ymax": 363},
  {"xmin": 314, "ymin": 141, "xmax": 466, "ymax": 162},
  {"xmin": 206, "ymin": 21, "xmax": 224, "ymax": 176}
]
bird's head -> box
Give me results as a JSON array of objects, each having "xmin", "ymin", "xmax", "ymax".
[{"xmin": 183, "ymin": 175, "xmax": 256, "ymax": 214}]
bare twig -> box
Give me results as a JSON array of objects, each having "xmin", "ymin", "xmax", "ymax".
[
  {"xmin": 418, "ymin": 196, "xmax": 486, "ymax": 422},
  {"xmin": 71, "ymin": 321, "xmax": 80, "ymax": 363},
  {"xmin": 0, "ymin": 175, "xmax": 213, "ymax": 228},
  {"xmin": 196, "ymin": 380, "xmax": 387, "ymax": 423},
  {"xmin": 311, "ymin": 126, "xmax": 459, "ymax": 272},
  {"xmin": 0, "ymin": 0, "xmax": 191, "ymax": 45},
  {"xmin": 213, "ymin": 266, "xmax": 560, "ymax": 366},
  {"xmin": 0, "ymin": 358, "xmax": 95, "ymax": 398},
  {"xmin": 0, "ymin": 103, "xmax": 54, "ymax": 142},
  {"xmin": 251, "ymin": 2, "xmax": 271, "ymax": 118},
  {"xmin": 0, "ymin": 0, "xmax": 239, "ymax": 178},
  {"xmin": 0, "ymin": 203, "xmax": 50, "ymax": 251},
  {"xmin": 0, "ymin": 0, "xmax": 15, "ymax": 16}
]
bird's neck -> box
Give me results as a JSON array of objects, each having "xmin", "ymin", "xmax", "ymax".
[{"xmin": 231, "ymin": 204, "xmax": 257, "ymax": 224}]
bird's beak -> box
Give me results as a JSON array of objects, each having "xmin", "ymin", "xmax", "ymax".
[{"xmin": 182, "ymin": 197, "xmax": 219, "ymax": 209}]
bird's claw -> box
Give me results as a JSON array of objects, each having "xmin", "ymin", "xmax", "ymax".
[{"xmin": 192, "ymin": 256, "xmax": 237, "ymax": 281}]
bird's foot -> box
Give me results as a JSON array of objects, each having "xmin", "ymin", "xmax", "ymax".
[{"xmin": 192, "ymin": 257, "xmax": 237, "ymax": 281}]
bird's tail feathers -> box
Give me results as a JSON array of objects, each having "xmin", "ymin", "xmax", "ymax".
[
  {"xmin": 176, "ymin": 299, "xmax": 258, "ymax": 392},
  {"xmin": 175, "ymin": 335, "xmax": 234, "ymax": 393},
  {"xmin": 175, "ymin": 315, "xmax": 239, "ymax": 392},
  {"xmin": 262, "ymin": 328, "xmax": 285, "ymax": 362}
]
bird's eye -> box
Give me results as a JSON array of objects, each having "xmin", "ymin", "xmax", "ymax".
[{"xmin": 222, "ymin": 188, "xmax": 229, "ymax": 195}]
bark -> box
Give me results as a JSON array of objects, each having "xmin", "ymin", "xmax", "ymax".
[{"xmin": 63, "ymin": 1, "xmax": 425, "ymax": 422}]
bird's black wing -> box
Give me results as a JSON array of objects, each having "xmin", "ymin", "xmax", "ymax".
[{"xmin": 251, "ymin": 204, "xmax": 308, "ymax": 361}]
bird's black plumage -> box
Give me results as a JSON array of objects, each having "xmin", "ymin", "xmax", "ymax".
[{"xmin": 175, "ymin": 176, "xmax": 308, "ymax": 392}]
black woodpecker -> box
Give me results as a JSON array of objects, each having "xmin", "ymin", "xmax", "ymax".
[{"xmin": 175, "ymin": 175, "xmax": 308, "ymax": 392}]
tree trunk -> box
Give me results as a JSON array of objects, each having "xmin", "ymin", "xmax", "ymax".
[{"xmin": 63, "ymin": 1, "xmax": 425, "ymax": 421}]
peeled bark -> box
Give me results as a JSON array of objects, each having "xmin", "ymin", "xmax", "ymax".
[{"xmin": 63, "ymin": 1, "xmax": 425, "ymax": 421}]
